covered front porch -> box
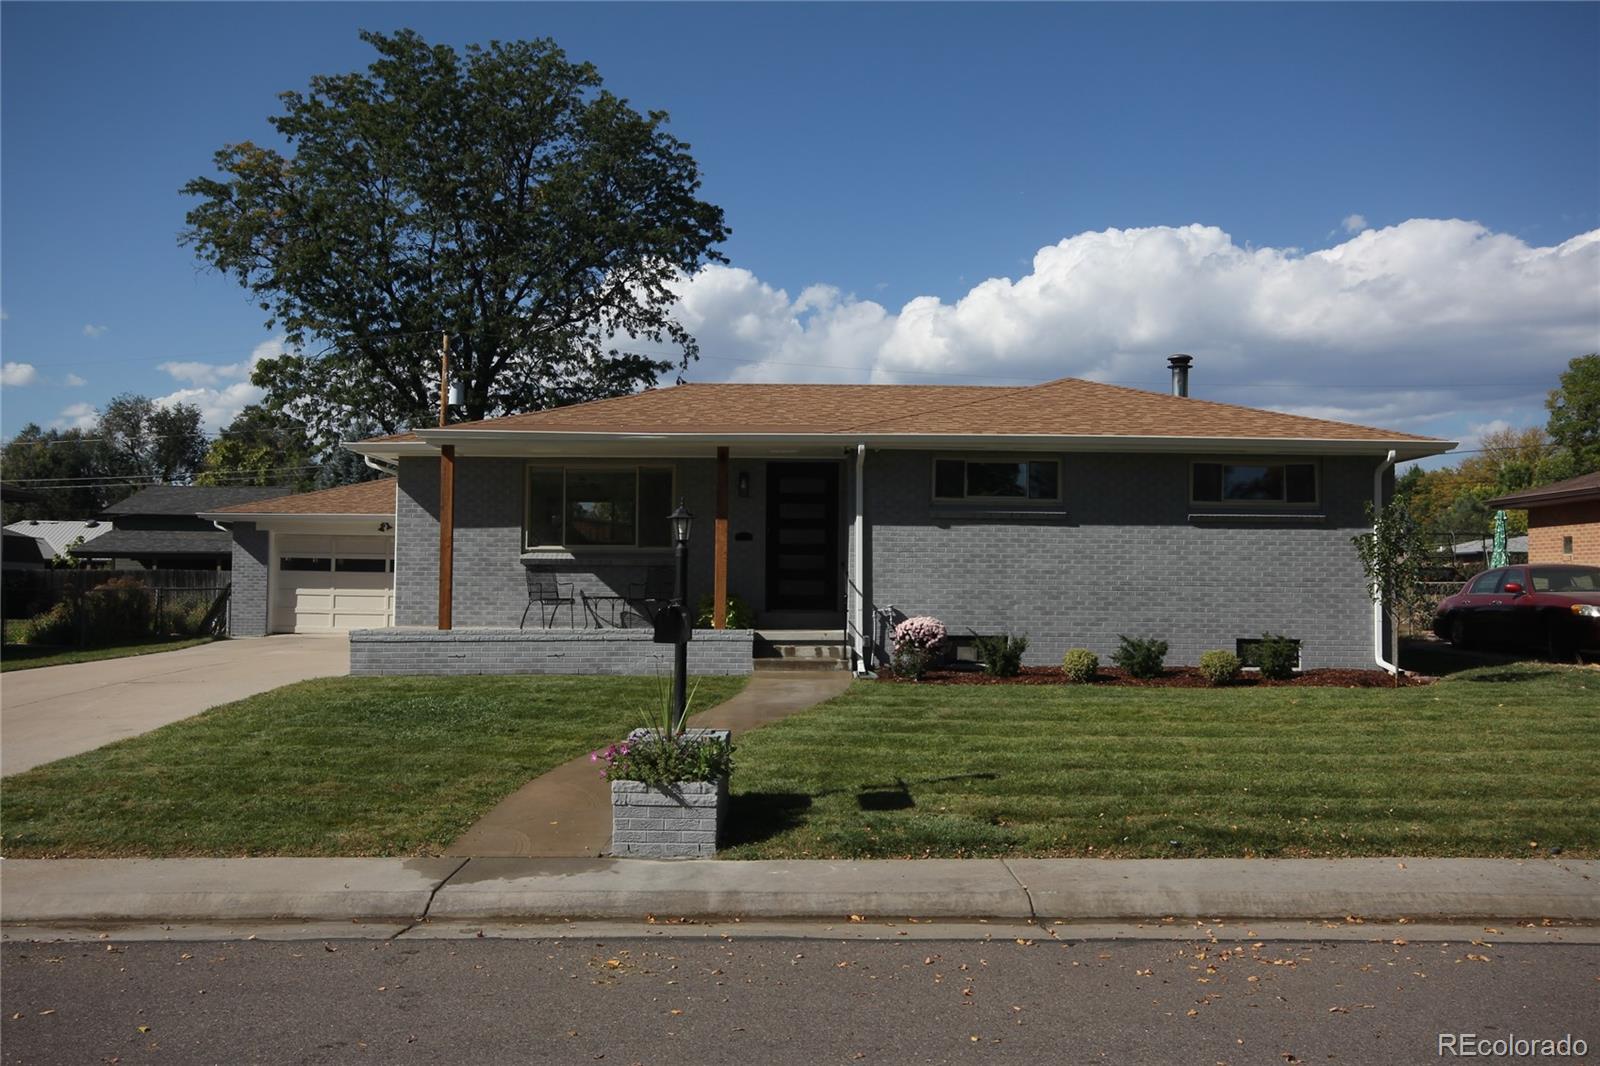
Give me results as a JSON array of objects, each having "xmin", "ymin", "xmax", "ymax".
[{"xmin": 377, "ymin": 435, "xmax": 873, "ymax": 674}]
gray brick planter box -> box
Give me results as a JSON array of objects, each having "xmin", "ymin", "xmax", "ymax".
[{"xmin": 609, "ymin": 728, "xmax": 730, "ymax": 858}]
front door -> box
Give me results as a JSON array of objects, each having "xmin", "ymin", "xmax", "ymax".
[{"xmin": 765, "ymin": 462, "xmax": 840, "ymax": 612}]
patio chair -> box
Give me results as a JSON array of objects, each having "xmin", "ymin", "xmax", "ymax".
[
  {"xmin": 521, "ymin": 573, "xmax": 575, "ymax": 629},
  {"xmin": 618, "ymin": 568, "xmax": 675, "ymax": 629}
]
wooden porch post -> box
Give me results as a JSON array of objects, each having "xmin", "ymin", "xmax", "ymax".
[
  {"xmin": 713, "ymin": 446, "xmax": 729, "ymax": 628},
  {"xmin": 438, "ymin": 444, "xmax": 455, "ymax": 630}
]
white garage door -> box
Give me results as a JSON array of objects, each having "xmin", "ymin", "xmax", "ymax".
[{"xmin": 272, "ymin": 534, "xmax": 395, "ymax": 633}]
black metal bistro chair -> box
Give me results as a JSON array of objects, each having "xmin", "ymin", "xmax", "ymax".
[
  {"xmin": 618, "ymin": 568, "xmax": 675, "ymax": 630},
  {"xmin": 521, "ymin": 572, "xmax": 576, "ymax": 629}
]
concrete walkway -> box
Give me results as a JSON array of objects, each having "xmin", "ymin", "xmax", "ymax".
[
  {"xmin": 0, "ymin": 635, "xmax": 349, "ymax": 776},
  {"xmin": 1, "ymin": 857, "xmax": 1594, "ymax": 926},
  {"xmin": 444, "ymin": 671, "xmax": 854, "ymax": 858}
]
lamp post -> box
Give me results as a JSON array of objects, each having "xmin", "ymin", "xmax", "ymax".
[{"xmin": 669, "ymin": 501, "xmax": 694, "ymax": 733}]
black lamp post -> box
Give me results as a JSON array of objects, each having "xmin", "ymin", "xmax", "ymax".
[{"xmin": 669, "ymin": 501, "xmax": 694, "ymax": 733}]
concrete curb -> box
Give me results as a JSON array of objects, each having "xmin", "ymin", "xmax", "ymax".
[
  {"xmin": 1, "ymin": 857, "xmax": 1594, "ymax": 926},
  {"xmin": 0, "ymin": 858, "xmax": 465, "ymax": 922}
]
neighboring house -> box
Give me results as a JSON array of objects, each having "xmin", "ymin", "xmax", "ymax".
[
  {"xmin": 1488, "ymin": 471, "xmax": 1600, "ymax": 566},
  {"xmin": 1447, "ymin": 534, "xmax": 1529, "ymax": 566},
  {"xmin": 1, "ymin": 518, "xmax": 112, "ymax": 564},
  {"xmin": 202, "ymin": 479, "xmax": 397, "ymax": 635},
  {"xmin": 2, "ymin": 528, "xmax": 50, "ymax": 570},
  {"xmin": 70, "ymin": 485, "xmax": 290, "ymax": 570},
  {"xmin": 246, "ymin": 357, "xmax": 1456, "ymax": 676}
]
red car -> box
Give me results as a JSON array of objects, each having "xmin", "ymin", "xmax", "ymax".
[{"xmin": 1433, "ymin": 564, "xmax": 1600, "ymax": 658}]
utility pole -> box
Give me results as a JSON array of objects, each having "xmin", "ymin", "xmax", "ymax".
[
  {"xmin": 437, "ymin": 332, "xmax": 455, "ymax": 630},
  {"xmin": 439, "ymin": 333, "xmax": 450, "ymax": 428}
]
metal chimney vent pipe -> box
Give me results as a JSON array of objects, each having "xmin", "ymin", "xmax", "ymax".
[{"xmin": 1168, "ymin": 354, "xmax": 1193, "ymax": 397}]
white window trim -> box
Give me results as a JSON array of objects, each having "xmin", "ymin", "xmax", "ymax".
[
  {"xmin": 523, "ymin": 463, "xmax": 677, "ymax": 551},
  {"xmin": 930, "ymin": 455, "xmax": 1063, "ymax": 504},
  {"xmin": 1189, "ymin": 458, "xmax": 1320, "ymax": 508}
]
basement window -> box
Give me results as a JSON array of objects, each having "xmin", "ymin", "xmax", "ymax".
[
  {"xmin": 1192, "ymin": 461, "xmax": 1318, "ymax": 505},
  {"xmin": 1563, "ymin": 536, "xmax": 1574, "ymax": 555}
]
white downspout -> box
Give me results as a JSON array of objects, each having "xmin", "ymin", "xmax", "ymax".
[
  {"xmin": 853, "ymin": 444, "xmax": 870, "ymax": 675},
  {"xmin": 1373, "ymin": 449, "xmax": 1398, "ymax": 675},
  {"xmin": 364, "ymin": 455, "xmax": 400, "ymax": 476}
]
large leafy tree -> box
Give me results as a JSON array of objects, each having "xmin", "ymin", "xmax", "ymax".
[
  {"xmin": 97, "ymin": 395, "xmax": 209, "ymax": 485},
  {"xmin": 0, "ymin": 426, "xmax": 109, "ymax": 521},
  {"xmin": 1545, "ymin": 353, "xmax": 1600, "ymax": 474},
  {"xmin": 0, "ymin": 396, "xmax": 208, "ymax": 520},
  {"xmin": 181, "ymin": 29, "xmax": 729, "ymax": 447},
  {"xmin": 195, "ymin": 404, "xmax": 317, "ymax": 490}
]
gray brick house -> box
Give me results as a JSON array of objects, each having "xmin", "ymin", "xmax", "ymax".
[{"xmin": 292, "ymin": 358, "xmax": 1456, "ymax": 676}]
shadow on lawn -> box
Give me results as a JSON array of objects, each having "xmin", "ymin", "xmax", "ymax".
[{"xmin": 726, "ymin": 772, "xmax": 1000, "ymax": 846}]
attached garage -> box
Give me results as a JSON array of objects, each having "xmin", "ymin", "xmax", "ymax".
[
  {"xmin": 202, "ymin": 478, "xmax": 398, "ymax": 638},
  {"xmin": 272, "ymin": 533, "xmax": 395, "ymax": 633}
]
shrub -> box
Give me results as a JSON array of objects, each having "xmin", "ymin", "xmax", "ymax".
[
  {"xmin": 892, "ymin": 644, "xmax": 935, "ymax": 681},
  {"xmin": 1061, "ymin": 648, "xmax": 1099, "ymax": 683},
  {"xmin": 892, "ymin": 616, "xmax": 948, "ymax": 656},
  {"xmin": 1253, "ymin": 633, "xmax": 1300, "ymax": 680},
  {"xmin": 694, "ymin": 594, "xmax": 754, "ymax": 629},
  {"xmin": 973, "ymin": 633, "xmax": 1028, "ymax": 677},
  {"xmin": 15, "ymin": 602, "xmax": 76, "ymax": 646},
  {"xmin": 1197, "ymin": 650, "xmax": 1242, "ymax": 686},
  {"xmin": 1112, "ymin": 635, "xmax": 1168, "ymax": 679},
  {"xmin": 160, "ymin": 595, "xmax": 216, "ymax": 638},
  {"xmin": 79, "ymin": 577, "xmax": 154, "ymax": 644}
]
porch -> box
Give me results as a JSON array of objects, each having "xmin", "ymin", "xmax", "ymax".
[{"xmin": 408, "ymin": 442, "xmax": 872, "ymax": 673}]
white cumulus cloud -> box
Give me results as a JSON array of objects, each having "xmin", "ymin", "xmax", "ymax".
[
  {"xmin": 154, "ymin": 335, "xmax": 288, "ymax": 429},
  {"xmin": 1342, "ymin": 213, "xmax": 1369, "ymax": 234},
  {"xmin": 657, "ymin": 219, "xmax": 1600, "ymax": 439},
  {"xmin": 63, "ymin": 373, "xmax": 87, "ymax": 387},
  {"xmin": 52, "ymin": 402, "xmax": 98, "ymax": 431},
  {"xmin": 82, "ymin": 323, "xmax": 108, "ymax": 338},
  {"xmin": 1, "ymin": 362, "xmax": 40, "ymax": 387}
]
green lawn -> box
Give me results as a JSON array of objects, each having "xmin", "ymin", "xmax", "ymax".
[
  {"xmin": 0, "ymin": 674, "xmax": 747, "ymax": 858},
  {"xmin": 1, "ymin": 634, "xmax": 214, "ymax": 672},
  {"xmin": 721, "ymin": 663, "xmax": 1600, "ymax": 860}
]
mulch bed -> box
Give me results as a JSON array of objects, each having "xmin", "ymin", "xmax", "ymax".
[{"xmin": 875, "ymin": 664, "xmax": 1433, "ymax": 687}]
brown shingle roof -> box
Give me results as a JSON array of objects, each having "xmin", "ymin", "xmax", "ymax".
[
  {"xmin": 363, "ymin": 379, "xmax": 1443, "ymax": 443},
  {"xmin": 1487, "ymin": 470, "xmax": 1600, "ymax": 508},
  {"xmin": 210, "ymin": 478, "xmax": 396, "ymax": 516}
]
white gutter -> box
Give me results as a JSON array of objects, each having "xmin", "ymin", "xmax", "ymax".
[
  {"xmin": 852, "ymin": 444, "xmax": 871, "ymax": 676},
  {"xmin": 1373, "ymin": 449, "xmax": 1398, "ymax": 676}
]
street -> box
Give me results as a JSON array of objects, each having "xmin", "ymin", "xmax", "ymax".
[{"xmin": 4, "ymin": 930, "xmax": 1595, "ymax": 1065}]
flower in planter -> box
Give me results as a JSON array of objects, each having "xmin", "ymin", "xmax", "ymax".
[{"xmin": 591, "ymin": 673, "xmax": 733, "ymax": 787}]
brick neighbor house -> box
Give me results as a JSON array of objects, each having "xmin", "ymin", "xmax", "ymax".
[
  {"xmin": 207, "ymin": 358, "xmax": 1456, "ymax": 675},
  {"xmin": 1488, "ymin": 471, "xmax": 1600, "ymax": 567}
]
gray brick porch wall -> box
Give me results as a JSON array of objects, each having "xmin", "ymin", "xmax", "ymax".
[
  {"xmin": 349, "ymin": 627, "xmax": 754, "ymax": 676},
  {"xmin": 228, "ymin": 522, "xmax": 271, "ymax": 637},
  {"xmin": 862, "ymin": 451, "xmax": 1389, "ymax": 670}
]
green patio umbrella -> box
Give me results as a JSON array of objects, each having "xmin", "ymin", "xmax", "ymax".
[{"xmin": 1489, "ymin": 509, "xmax": 1509, "ymax": 568}]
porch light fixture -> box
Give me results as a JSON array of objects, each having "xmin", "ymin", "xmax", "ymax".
[
  {"xmin": 737, "ymin": 471, "xmax": 750, "ymax": 498},
  {"xmin": 670, "ymin": 501, "xmax": 694, "ymax": 546}
]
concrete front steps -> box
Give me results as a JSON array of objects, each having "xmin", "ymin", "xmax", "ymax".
[{"xmin": 753, "ymin": 629, "xmax": 849, "ymax": 672}]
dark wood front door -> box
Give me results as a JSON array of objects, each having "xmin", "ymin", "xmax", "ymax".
[{"xmin": 765, "ymin": 462, "xmax": 840, "ymax": 612}]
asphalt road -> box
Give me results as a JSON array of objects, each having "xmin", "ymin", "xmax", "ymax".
[{"xmin": 3, "ymin": 935, "xmax": 1596, "ymax": 1065}]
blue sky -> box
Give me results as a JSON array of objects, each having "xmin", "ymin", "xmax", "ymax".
[{"xmin": 3, "ymin": 2, "xmax": 1598, "ymax": 467}]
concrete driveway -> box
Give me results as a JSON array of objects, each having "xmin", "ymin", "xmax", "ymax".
[{"xmin": 0, "ymin": 635, "xmax": 348, "ymax": 776}]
